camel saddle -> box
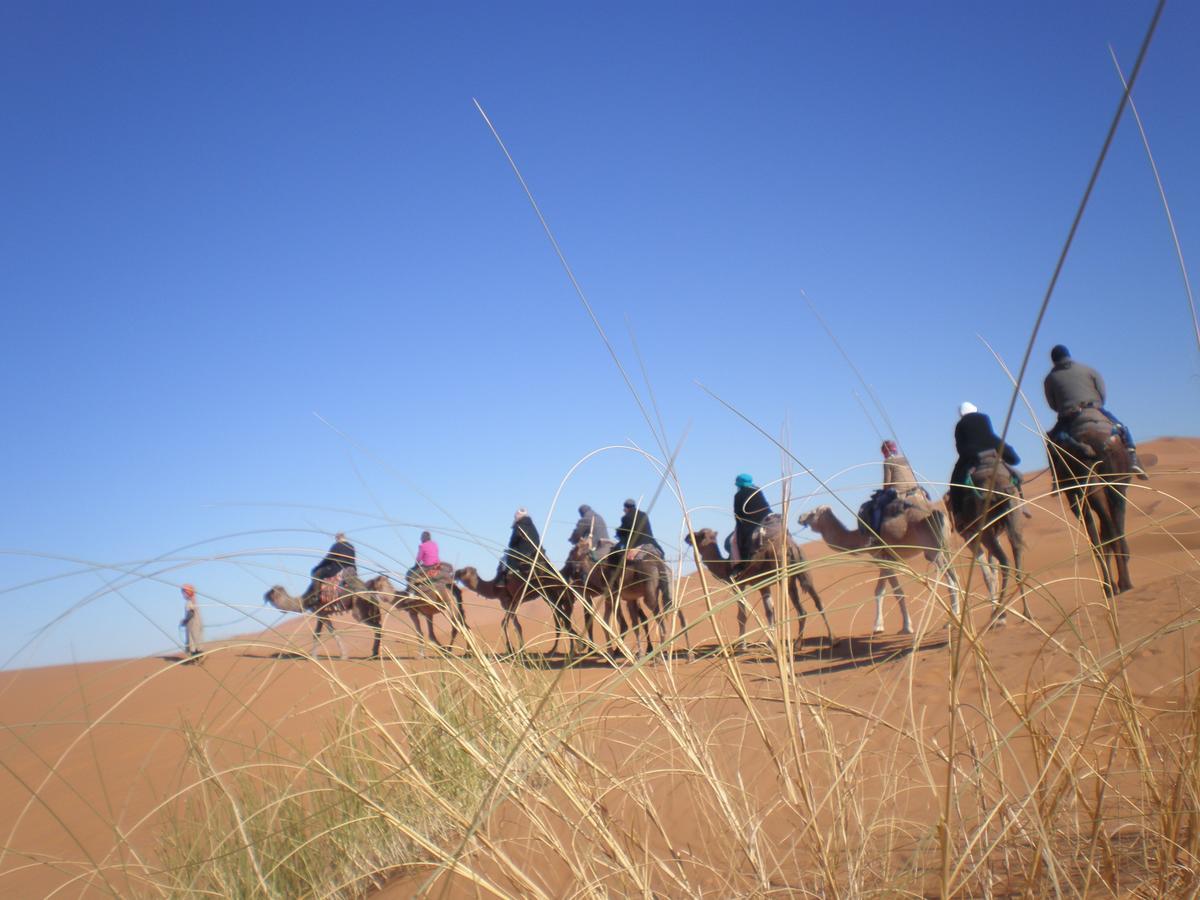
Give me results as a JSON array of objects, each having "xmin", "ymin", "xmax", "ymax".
[
  {"xmin": 857, "ymin": 489, "xmax": 898, "ymax": 534},
  {"xmin": 407, "ymin": 561, "xmax": 454, "ymax": 591},
  {"xmin": 307, "ymin": 570, "xmax": 366, "ymax": 614},
  {"xmin": 964, "ymin": 450, "xmax": 1020, "ymax": 497},
  {"xmin": 1052, "ymin": 406, "xmax": 1117, "ymax": 458},
  {"xmin": 750, "ymin": 513, "xmax": 790, "ymax": 549},
  {"xmin": 625, "ymin": 544, "xmax": 663, "ymax": 563}
]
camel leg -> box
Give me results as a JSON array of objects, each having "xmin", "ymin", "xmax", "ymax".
[
  {"xmin": 510, "ymin": 609, "xmax": 526, "ymax": 654},
  {"xmin": 1076, "ymin": 494, "xmax": 1114, "ymax": 598},
  {"xmin": 651, "ymin": 588, "xmax": 667, "ymax": 658},
  {"xmin": 800, "ymin": 572, "xmax": 834, "ymax": 643},
  {"xmin": 406, "ymin": 610, "xmax": 427, "ymax": 658},
  {"xmin": 872, "ymin": 573, "xmax": 889, "ymax": 634},
  {"xmin": 892, "ymin": 575, "xmax": 913, "ymax": 636},
  {"xmin": 735, "ymin": 593, "xmax": 750, "ymax": 648},
  {"xmin": 309, "ymin": 616, "xmax": 324, "ymax": 657},
  {"xmin": 973, "ymin": 550, "xmax": 997, "ymax": 608},
  {"xmin": 761, "ymin": 588, "xmax": 777, "ymax": 629},
  {"xmin": 1006, "ymin": 516, "xmax": 1031, "ymax": 621},
  {"xmin": 1103, "ymin": 486, "xmax": 1133, "ymax": 595},
  {"xmin": 931, "ymin": 548, "xmax": 962, "ymax": 617},
  {"xmin": 500, "ymin": 609, "xmax": 515, "ymax": 655},
  {"xmin": 984, "ymin": 536, "xmax": 1011, "ymax": 626},
  {"xmin": 367, "ymin": 610, "xmax": 383, "ymax": 659},
  {"xmin": 447, "ymin": 586, "xmax": 465, "ymax": 650},
  {"xmin": 786, "ymin": 578, "xmax": 805, "ymax": 648},
  {"xmin": 425, "ymin": 614, "xmax": 443, "ymax": 650}
]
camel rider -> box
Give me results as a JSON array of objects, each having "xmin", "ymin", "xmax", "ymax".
[
  {"xmin": 733, "ymin": 474, "xmax": 772, "ymax": 574},
  {"xmin": 568, "ymin": 504, "xmax": 611, "ymax": 560},
  {"xmin": 416, "ymin": 531, "xmax": 440, "ymax": 570},
  {"xmin": 949, "ymin": 403, "xmax": 1021, "ymax": 521},
  {"xmin": 311, "ymin": 532, "xmax": 357, "ymax": 583},
  {"xmin": 614, "ymin": 499, "xmax": 664, "ymax": 556},
  {"xmin": 498, "ymin": 508, "xmax": 544, "ymax": 584},
  {"xmin": 407, "ymin": 530, "xmax": 444, "ymax": 589},
  {"xmin": 614, "ymin": 498, "xmax": 671, "ymax": 604},
  {"xmin": 861, "ymin": 441, "xmax": 935, "ymax": 534},
  {"xmin": 1043, "ymin": 344, "xmax": 1147, "ymax": 479},
  {"xmin": 882, "ymin": 440, "xmax": 934, "ymax": 513}
]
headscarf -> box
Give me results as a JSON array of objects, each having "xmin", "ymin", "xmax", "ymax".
[{"xmin": 958, "ymin": 401, "xmax": 978, "ymax": 418}]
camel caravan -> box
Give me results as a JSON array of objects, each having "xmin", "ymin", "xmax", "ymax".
[{"xmin": 262, "ymin": 346, "xmax": 1143, "ymax": 660}]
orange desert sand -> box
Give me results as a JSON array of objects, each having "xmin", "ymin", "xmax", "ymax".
[{"xmin": 2, "ymin": 437, "xmax": 1198, "ymax": 897}]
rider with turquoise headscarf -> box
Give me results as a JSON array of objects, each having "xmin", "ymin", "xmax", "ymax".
[{"xmin": 733, "ymin": 473, "xmax": 772, "ymax": 572}]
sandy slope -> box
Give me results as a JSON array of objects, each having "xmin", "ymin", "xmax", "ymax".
[{"xmin": 1, "ymin": 438, "xmax": 1197, "ymax": 897}]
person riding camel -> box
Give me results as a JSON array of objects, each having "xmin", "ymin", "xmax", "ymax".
[
  {"xmin": 416, "ymin": 531, "xmax": 440, "ymax": 570},
  {"xmin": 881, "ymin": 440, "xmax": 931, "ymax": 507},
  {"xmin": 733, "ymin": 474, "xmax": 772, "ymax": 575},
  {"xmin": 614, "ymin": 498, "xmax": 671, "ymax": 604},
  {"xmin": 568, "ymin": 504, "xmax": 612, "ymax": 561},
  {"xmin": 949, "ymin": 403, "xmax": 1021, "ymax": 523},
  {"xmin": 1043, "ymin": 344, "xmax": 1147, "ymax": 479},
  {"xmin": 407, "ymin": 530, "xmax": 445, "ymax": 589},
  {"xmin": 498, "ymin": 508, "xmax": 546, "ymax": 586},
  {"xmin": 861, "ymin": 440, "xmax": 935, "ymax": 535},
  {"xmin": 311, "ymin": 532, "xmax": 357, "ymax": 583},
  {"xmin": 614, "ymin": 499, "xmax": 664, "ymax": 557}
]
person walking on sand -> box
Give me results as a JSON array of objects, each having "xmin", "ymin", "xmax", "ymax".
[{"xmin": 180, "ymin": 584, "xmax": 203, "ymax": 662}]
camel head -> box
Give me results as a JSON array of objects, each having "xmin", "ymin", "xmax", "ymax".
[
  {"xmin": 796, "ymin": 506, "xmax": 832, "ymax": 532},
  {"xmin": 454, "ymin": 566, "xmax": 479, "ymax": 588},
  {"xmin": 684, "ymin": 528, "xmax": 719, "ymax": 550},
  {"xmin": 263, "ymin": 585, "xmax": 304, "ymax": 614}
]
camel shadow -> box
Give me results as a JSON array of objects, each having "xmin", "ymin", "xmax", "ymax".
[{"xmin": 798, "ymin": 634, "xmax": 949, "ymax": 676}]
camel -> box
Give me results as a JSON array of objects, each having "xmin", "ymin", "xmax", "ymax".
[
  {"xmin": 797, "ymin": 504, "xmax": 962, "ymax": 635},
  {"xmin": 453, "ymin": 564, "xmax": 579, "ymax": 655},
  {"xmin": 948, "ymin": 452, "xmax": 1029, "ymax": 625},
  {"xmin": 575, "ymin": 540, "xmax": 675, "ymax": 657},
  {"xmin": 565, "ymin": 538, "xmax": 688, "ymax": 657},
  {"xmin": 263, "ymin": 572, "xmax": 378, "ymax": 659},
  {"xmin": 264, "ymin": 565, "xmax": 468, "ymax": 658},
  {"xmin": 367, "ymin": 568, "xmax": 468, "ymax": 656},
  {"xmin": 1048, "ymin": 412, "xmax": 1133, "ymax": 597},
  {"xmin": 685, "ymin": 522, "xmax": 833, "ymax": 647}
]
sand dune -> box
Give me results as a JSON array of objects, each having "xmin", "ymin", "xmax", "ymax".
[{"xmin": 1, "ymin": 438, "xmax": 1197, "ymax": 897}]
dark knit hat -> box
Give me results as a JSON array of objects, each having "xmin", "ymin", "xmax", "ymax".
[{"xmin": 1051, "ymin": 344, "xmax": 1071, "ymax": 363}]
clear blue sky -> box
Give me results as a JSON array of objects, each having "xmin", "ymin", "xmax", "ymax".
[{"xmin": 2, "ymin": 1, "xmax": 1198, "ymax": 668}]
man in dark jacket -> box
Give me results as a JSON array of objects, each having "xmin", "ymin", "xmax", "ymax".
[
  {"xmin": 311, "ymin": 532, "xmax": 357, "ymax": 582},
  {"xmin": 733, "ymin": 473, "xmax": 772, "ymax": 573},
  {"xmin": 614, "ymin": 499, "xmax": 664, "ymax": 556},
  {"xmin": 614, "ymin": 499, "xmax": 670, "ymax": 606},
  {"xmin": 1043, "ymin": 344, "xmax": 1146, "ymax": 478},
  {"xmin": 498, "ymin": 508, "xmax": 545, "ymax": 583},
  {"xmin": 949, "ymin": 403, "xmax": 1021, "ymax": 520},
  {"xmin": 568, "ymin": 504, "xmax": 611, "ymax": 549}
]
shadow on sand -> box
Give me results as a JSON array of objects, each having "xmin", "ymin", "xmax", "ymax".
[{"xmin": 222, "ymin": 633, "xmax": 947, "ymax": 674}]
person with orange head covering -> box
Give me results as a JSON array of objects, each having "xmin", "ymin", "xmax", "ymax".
[
  {"xmin": 180, "ymin": 584, "xmax": 203, "ymax": 662},
  {"xmin": 880, "ymin": 440, "xmax": 928, "ymax": 508}
]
